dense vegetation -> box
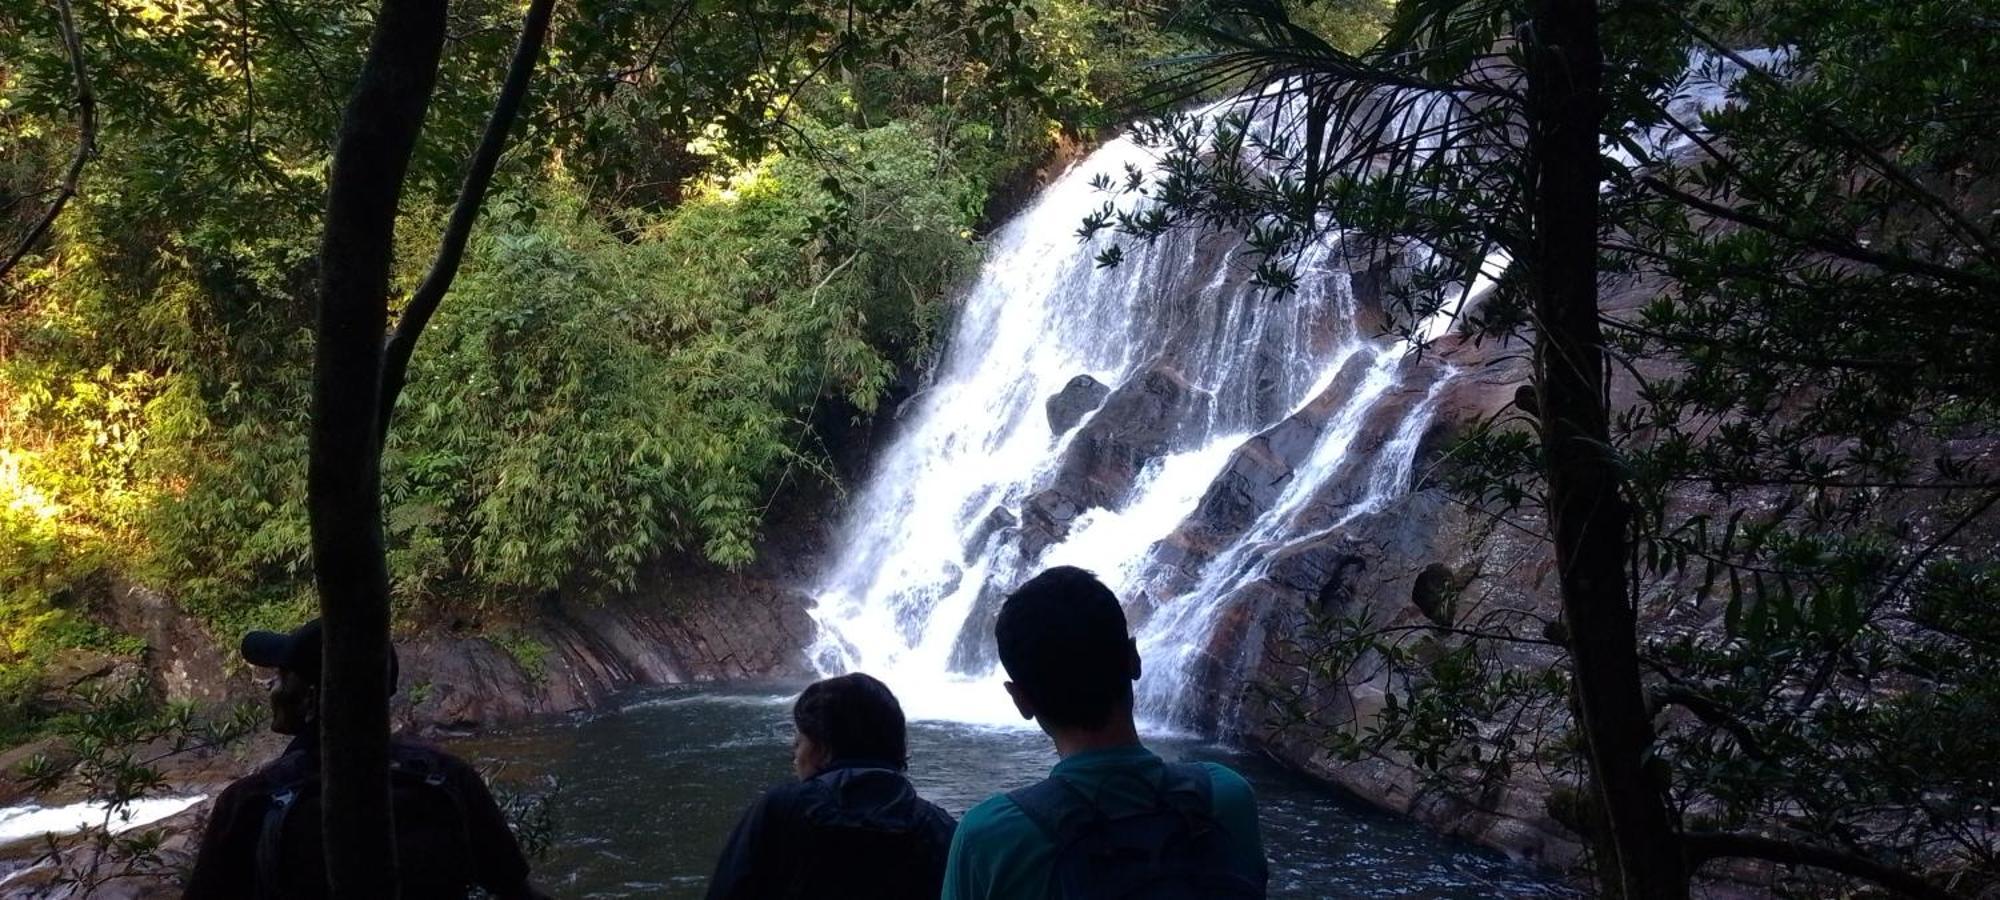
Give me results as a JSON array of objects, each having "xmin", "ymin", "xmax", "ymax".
[
  {"xmin": 6, "ymin": 0, "xmax": 1994, "ymax": 897},
  {"xmin": 0, "ymin": 0, "xmax": 1233, "ymax": 731},
  {"xmin": 1090, "ymin": 0, "xmax": 1998, "ymax": 895}
]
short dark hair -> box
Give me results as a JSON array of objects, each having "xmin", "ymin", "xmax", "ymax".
[
  {"xmin": 793, "ymin": 673, "xmax": 908, "ymax": 769},
  {"xmin": 994, "ymin": 566, "xmax": 1135, "ymax": 729}
]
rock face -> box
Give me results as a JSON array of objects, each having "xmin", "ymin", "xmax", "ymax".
[
  {"xmin": 1017, "ymin": 365, "xmax": 1216, "ymax": 558},
  {"xmin": 1055, "ymin": 365, "xmax": 1213, "ymax": 509},
  {"xmin": 1109, "ymin": 328, "xmax": 1606, "ymax": 868},
  {"xmin": 396, "ymin": 578, "xmax": 814, "ymax": 732},
  {"xmin": 1045, "ymin": 374, "xmax": 1111, "ymax": 435},
  {"xmin": 1234, "ymin": 487, "xmax": 1589, "ymax": 869},
  {"xmin": 98, "ymin": 579, "xmax": 255, "ymax": 708}
]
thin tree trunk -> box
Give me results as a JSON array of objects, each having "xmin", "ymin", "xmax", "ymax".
[
  {"xmin": 310, "ymin": 0, "xmax": 446, "ymax": 894},
  {"xmin": 1523, "ymin": 1, "xmax": 1687, "ymax": 896},
  {"xmin": 0, "ymin": 0, "xmax": 94, "ymax": 284}
]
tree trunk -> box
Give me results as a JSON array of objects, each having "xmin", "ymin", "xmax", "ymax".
[
  {"xmin": 309, "ymin": 0, "xmax": 446, "ymax": 895},
  {"xmin": 1523, "ymin": 1, "xmax": 1688, "ymax": 897}
]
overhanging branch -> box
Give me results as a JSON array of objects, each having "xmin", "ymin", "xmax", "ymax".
[
  {"xmin": 1640, "ymin": 176, "xmax": 2000, "ymax": 296},
  {"xmin": 377, "ymin": 0, "xmax": 557, "ymax": 439},
  {"xmin": 1, "ymin": 0, "xmax": 95, "ymax": 285},
  {"xmin": 1681, "ymin": 831, "xmax": 1957, "ymax": 900}
]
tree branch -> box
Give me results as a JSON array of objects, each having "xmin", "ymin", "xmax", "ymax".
[
  {"xmin": 1680, "ymin": 831, "xmax": 1957, "ymax": 900},
  {"xmin": 1675, "ymin": 16, "xmax": 2000, "ymax": 266},
  {"xmin": 1, "ymin": 0, "xmax": 95, "ymax": 284},
  {"xmin": 1648, "ymin": 684, "xmax": 1767, "ymax": 761},
  {"xmin": 377, "ymin": 0, "xmax": 557, "ymax": 439},
  {"xmin": 1640, "ymin": 176, "xmax": 2000, "ymax": 295}
]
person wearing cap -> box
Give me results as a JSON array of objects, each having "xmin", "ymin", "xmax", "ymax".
[{"xmin": 183, "ymin": 619, "xmax": 551, "ymax": 900}]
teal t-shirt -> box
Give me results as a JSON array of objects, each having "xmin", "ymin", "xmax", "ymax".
[{"xmin": 941, "ymin": 744, "xmax": 1267, "ymax": 900}]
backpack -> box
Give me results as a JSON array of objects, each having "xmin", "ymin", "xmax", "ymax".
[
  {"xmin": 1004, "ymin": 762, "xmax": 1264, "ymax": 900},
  {"xmin": 779, "ymin": 769, "xmax": 955, "ymax": 900},
  {"xmin": 253, "ymin": 744, "xmax": 474, "ymax": 900}
]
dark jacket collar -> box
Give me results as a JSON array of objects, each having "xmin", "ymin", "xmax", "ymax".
[
  {"xmin": 815, "ymin": 758, "xmax": 904, "ymax": 777},
  {"xmin": 281, "ymin": 732, "xmax": 319, "ymax": 760}
]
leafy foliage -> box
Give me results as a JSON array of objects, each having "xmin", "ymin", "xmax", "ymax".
[
  {"xmin": 14, "ymin": 677, "xmax": 259, "ymax": 894},
  {"xmin": 2, "ymin": 0, "xmax": 1121, "ymax": 704},
  {"xmin": 1115, "ymin": 0, "xmax": 2000, "ymax": 893}
]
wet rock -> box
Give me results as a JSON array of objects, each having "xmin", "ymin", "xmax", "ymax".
[
  {"xmin": 1018, "ymin": 488, "xmax": 1085, "ymax": 560},
  {"xmin": 397, "ymin": 583, "xmax": 815, "ymax": 732},
  {"xmin": 1195, "ymin": 441, "xmax": 1293, "ymax": 536},
  {"xmin": 1411, "ymin": 563, "xmax": 1457, "ymax": 626},
  {"xmin": 947, "ymin": 581, "xmax": 1012, "ymax": 673},
  {"xmin": 1046, "ymin": 374, "xmax": 1111, "ymax": 435},
  {"xmin": 967, "ymin": 505, "xmax": 1018, "ymax": 555},
  {"xmin": 1051, "ymin": 365, "xmax": 1214, "ymax": 510},
  {"xmin": 1192, "ymin": 355, "xmax": 1377, "ymax": 534}
]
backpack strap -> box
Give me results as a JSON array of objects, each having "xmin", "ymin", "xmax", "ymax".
[
  {"xmin": 1156, "ymin": 763, "xmax": 1215, "ymax": 819},
  {"xmin": 251, "ymin": 744, "xmax": 472, "ymax": 900},
  {"xmin": 1004, "ymin": 762, "xmax": 1218, "ymax": 843},
  {"xmin": 1004, "ymin": 775, "xmax": 1100, "ymax": 846},
  {"xmin": 253, "ymin": 752, "xmax": 315, "ymax": 900}
]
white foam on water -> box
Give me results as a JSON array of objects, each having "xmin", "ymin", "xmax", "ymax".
[{"xmin": 0, "ymin": 795, "xmax": 207, "ymax": 847}]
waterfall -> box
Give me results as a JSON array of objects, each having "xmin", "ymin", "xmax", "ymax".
[
  {"xmin": 802, "ymin": 121, "xmax": 1453, "ymax": 729},
  {"xmin": 807, "ymin": 51, "xmax": 1764, "ymax": 730}
]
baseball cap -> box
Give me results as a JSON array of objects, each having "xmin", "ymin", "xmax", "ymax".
[{"xmin": 242, "ymin": 618, "xmax": 400, "ymax": 694}]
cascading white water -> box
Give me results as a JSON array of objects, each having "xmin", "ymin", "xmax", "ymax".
[
  {"xmin": 803, "ymin": 113, "xmax": 1451, "ymax": 728},
  {"xmin": 807, "ymin": 52, "xmax": 1768, "ymax": 731}
]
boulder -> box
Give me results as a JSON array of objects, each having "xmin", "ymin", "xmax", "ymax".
[
  {"xmin": 1165, "ymin": 352, "xmax": 1378, "ymax": 566},
  {"xmin": 1050, "ymin": 365, "xmax": 1213, "ymax": 510},
  {"xmin": 966, "ymin": 505, "xmax": 1017, "ymax": 555},
  {"xmin": 1410, "ymin": 563, "xmax": 1457, "ymax": 626},
  {"xmin": 1017, "ymin": 488, "xmax": 1085, "ymax": 560},
  {"xmin": 1045, "ymin": 374, "xmax": 1111, "ymax": 435}
]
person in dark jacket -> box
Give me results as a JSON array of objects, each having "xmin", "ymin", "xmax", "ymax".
[
  {"xmin": 183, "ymin": 619, "xmax": 550, "ymax": 900},
  {"xmin": 706, "ymin": 672, "xmax": 957, "ymax": 900}
]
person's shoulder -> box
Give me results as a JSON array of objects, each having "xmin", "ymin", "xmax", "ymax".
[
  {"xmin": 1193, "ymin": 761, "xmax": 1253, "ymax": 791},
  {"xmin": 916, "ymin": 793, "xmax": 959, "ymax": 830},
  {"xmin": 389, "ymin": 739, "xmax": 503, "ymax": 797},
  {"xmin": 222, "ymin": 748, "xmax": 307, "ymax": 801},
  {"xmin": 959, "ymin": 790, "xmax": 1029, "ymax": 834},
  {"xmin": 1193, "ymin": 762, "xmax": 1258, "ymax": 809},
  {"xmin": 209, "ymin": 768, "xmax": 273, "ymax": 812},
  {"xmin": 738, "ymin": 777, "xmax": 815, "ymax": 824},
  {"xmin": 390, "ymin": 736, "xmax": 459, "ymax": 764},
  {"xmin": 391, "ymin": 739, "xmax": 482, "ymax": 778}
]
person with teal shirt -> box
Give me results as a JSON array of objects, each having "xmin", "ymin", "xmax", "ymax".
[{"xmin": 943, "ymin": 566, "xmax": 1268, "ymax": 900}]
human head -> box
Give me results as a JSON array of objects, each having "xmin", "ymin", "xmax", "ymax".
[
  {"xmin": 791, "ymin": 673, "xmax": 909, "ymax": 779},
  {"xmin": 241, "ymin": 619, "xmax": 400, "ymax": 735},
  {"xmin": 995, "ymin": 566, "xmax": 1141, "ymax": 731}
]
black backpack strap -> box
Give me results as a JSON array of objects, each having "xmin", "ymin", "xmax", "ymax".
[
  {"xmin": 253, "ymin": 753, "xmax": 314, "ymax": 900},
  {"xmin": 1156, "ymin": 763, "xmax": 1216, "ymax": 818},
  {"xmin": 1005, "ymin": 775, "xmax": 1103, "ymax": 846},
  {"xmin": 1006, "ymin": 763, "xmax": 1218, "ymax": 841}
]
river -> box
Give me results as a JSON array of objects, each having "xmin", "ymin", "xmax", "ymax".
[{"xmin": 455, "ymin": 684, "xmax": 1569, "ymax": 899}]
